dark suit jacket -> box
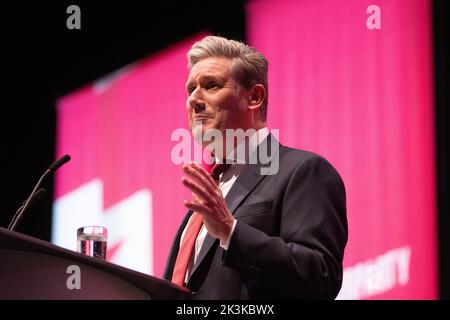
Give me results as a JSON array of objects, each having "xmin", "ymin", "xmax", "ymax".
[{"xmin": 164, "ymin": 135, "xmax": 347, "ymax": 299}]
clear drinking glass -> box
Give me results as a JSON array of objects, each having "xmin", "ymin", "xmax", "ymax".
[{"xmin": 77, "ymin": 226, "xmax": 108, "ymax": 260}]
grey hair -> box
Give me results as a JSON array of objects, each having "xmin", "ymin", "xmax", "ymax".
[{"xmin": 187, "ymin": 36, "xmax": 269, "ymax": 121}]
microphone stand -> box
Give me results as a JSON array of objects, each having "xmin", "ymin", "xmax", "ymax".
[{"xmin": 7, "ymin": 154, "xmax": 71, "ymax": 231}]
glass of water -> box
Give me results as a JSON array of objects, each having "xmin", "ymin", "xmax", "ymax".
[{"xmin": 77, "ymin": 226, "xmax": 108, "ymax": 260}]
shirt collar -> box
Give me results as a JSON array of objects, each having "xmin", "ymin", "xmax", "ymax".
[{"xmin": 215, "ymin": 127, "xmax": 270, "ymax": 165}]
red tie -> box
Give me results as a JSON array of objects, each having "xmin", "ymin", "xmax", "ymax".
[{"xmin": 171, "ymin": 162, "xmax": 231, "ymax": 286}]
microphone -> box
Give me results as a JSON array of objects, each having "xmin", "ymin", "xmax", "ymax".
[
  {"xmin": 48, "ymin": 154, "xmax": 71, "ymax": 172},
  {"xmin": 8, "ymin": 154, "xmax": 71, "ymax": 231},
  {"xmin": 8, "ymin": 188, "xmax": 47, "ymax": 230}
]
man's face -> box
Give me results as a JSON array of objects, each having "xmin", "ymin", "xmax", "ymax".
[{"xmin": 185, "ymin": 57, "xmax": 250, "ymax": 148}]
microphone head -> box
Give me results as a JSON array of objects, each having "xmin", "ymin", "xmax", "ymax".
[{"xmin": 49, "ymin": 154, "xmax": 71, "ymax": 172}]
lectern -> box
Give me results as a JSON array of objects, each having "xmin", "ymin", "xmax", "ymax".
[{"xmin": 0, "ymin": 227, "xmax": 191, "ymax": 299}]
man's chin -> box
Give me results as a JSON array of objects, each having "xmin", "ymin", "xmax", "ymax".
[
  {"xmin": 192, "ymin": 127, "xmax": 204, "ymax": 145},
  {"xmin": 192, "ymin": 126, "xmax": 225, "ymax": 152}
]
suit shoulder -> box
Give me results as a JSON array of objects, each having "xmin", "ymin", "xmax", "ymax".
[
  {"xmin": 279, "ymin": 145, "xmax": 342, "ymax": 180},
  {"xmin": 279, "ymin": 145, "xmax": 328, "ymax": 165}
]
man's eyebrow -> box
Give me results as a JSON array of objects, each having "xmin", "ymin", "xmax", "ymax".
[
  {"xmin": 186, "ymin": 74, "xmax": 224, "ymax": 91},
  {"xmin": 201, "ymin": 74, "xmax": 224, "ymax": 82}
]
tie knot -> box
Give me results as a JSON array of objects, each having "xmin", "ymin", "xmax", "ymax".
[{"xmin": 210, "ymin": 163, "xmax": 231, "ymax": 184}]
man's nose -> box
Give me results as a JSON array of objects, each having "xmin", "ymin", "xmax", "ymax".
[{"xmin": 188, "ymin": 92, "xmax": 206, "ymax": 113}]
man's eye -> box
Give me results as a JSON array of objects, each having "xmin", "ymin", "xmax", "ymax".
[{"xmin": 206, "ymin": 82, "xmax": 219, "ymax": 89}]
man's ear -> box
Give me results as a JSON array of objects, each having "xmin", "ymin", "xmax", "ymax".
[{"xmin": 247, "ymin": 84, "xmax": 266, "ymax": 111}]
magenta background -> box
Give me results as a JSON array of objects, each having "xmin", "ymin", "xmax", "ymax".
[{"xmin": 247, "ymin": 0, "xmax": 437, "ymax": 298}]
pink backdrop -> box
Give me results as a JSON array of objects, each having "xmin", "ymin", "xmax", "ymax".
[{"xmin": 247, "ymin": 0, "xmax": 437, "ymax": 299}]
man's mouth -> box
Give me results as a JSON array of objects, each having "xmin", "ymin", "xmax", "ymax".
[{"xmin": 194, "ymin": 114, "xmax": 212, "ymax": 120}]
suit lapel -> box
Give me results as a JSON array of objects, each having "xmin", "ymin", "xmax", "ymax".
[{"xmin": 187, "ymin": 134, "xmax": 280, "ymax": 283}]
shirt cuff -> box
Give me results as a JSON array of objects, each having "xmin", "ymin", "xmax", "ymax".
[{"xmin": 220, "ymin": 219, "xmax": 237, "ymax": 251}]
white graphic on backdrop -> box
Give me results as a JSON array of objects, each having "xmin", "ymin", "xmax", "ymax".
[
  {"xmin": 337, "ymin": 246, "xmax": 411, "ymax": 300},
  {"xmin": 52, "ymin": 178, "xmax": 153, "ymax": 275}
]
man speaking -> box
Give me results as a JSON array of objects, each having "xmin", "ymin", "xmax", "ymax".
[{"xmin": 164, "ymin": 35, "xmax": 348, "ymax": 299}]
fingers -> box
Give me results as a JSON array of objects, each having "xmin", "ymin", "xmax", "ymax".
[
  {"xmin": 182, "ymin": 164, "xmax": 203, "ymax": 186},
  {"xmin": 181, "ymin": 176, "xmax": 212, "ymax": 204},
  {"xmin": 182, "ymin": 163, "xmax": 217, "ymax": 193},
  {"xmin": 184, "ymin": 200, "xmax": 212, "ymax": 216},
  {"xmin": 182, "ymin": 162, "xmax": 225, "ymax": 215}
]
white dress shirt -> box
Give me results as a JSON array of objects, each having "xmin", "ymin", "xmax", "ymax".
[{"xmin": 181, "ymin": 127, "xmax": 270, "ymax": 282}]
